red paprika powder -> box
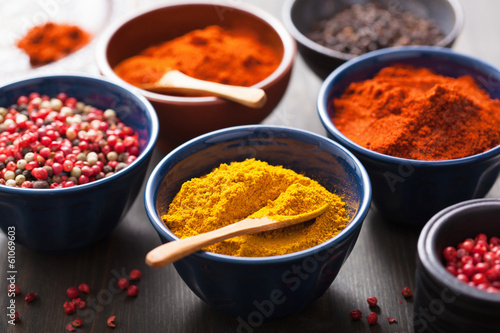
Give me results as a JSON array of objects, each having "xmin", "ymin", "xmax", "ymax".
[
  {"xmin": 17, "ymin": 22, "xmax": 91, "ymax": 66},
  {"xmin": 332, "ymin": 65, "xmax": 500, "ymax": 160}
]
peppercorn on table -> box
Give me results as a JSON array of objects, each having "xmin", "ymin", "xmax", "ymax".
[{"xmin": 1, "ymin": 0, "xmax": 500, "ymax": 332}]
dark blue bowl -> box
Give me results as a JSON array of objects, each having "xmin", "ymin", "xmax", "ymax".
[
  {"xmin": 144, "ymin": 125, "xmax": 371, "ymax": 319},
  {"xmin": 0, "ymin": 74, "xmax": 159, "ymax": 254},
  {"xmin": 318, "ymin": 46, "xmax": 500, "ymax": 225},
  {"xmin": 415, "ymin": 199, "xmax": 500, "ymax": 332}
]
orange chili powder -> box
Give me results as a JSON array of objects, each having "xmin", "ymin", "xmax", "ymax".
[
  {"xmin": 113, "ymin": 25, "xmax": 280, "ymax": 87},
  {"xmin": 332, "ymin": 65, "xmax": 500, "ymax": 160},
  {"xmin": 17, "ymin": 22, "xmax": 91, "ymax": 66}
]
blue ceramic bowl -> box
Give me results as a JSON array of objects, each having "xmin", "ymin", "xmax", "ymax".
[
  {"xmin": 283, "ymin": 0, "xmax": 464, "ymax": 79},
  {"xmin": 318, "ymin": 46, "xmax": 500, "ymax": 225},
  {"xmin": 144, "ymin": 125, "xmax": 371, "ymax": 319},
  {"xmin": 0, "ymin": 74, "xmax": 159, "ymax": 254},
  {"xmin": 415, "ymin": 199, "xmax": 500, "ymax": 332}
]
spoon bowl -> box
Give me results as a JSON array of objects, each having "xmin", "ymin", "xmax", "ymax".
[{"xmin": 140, "ymin": 70, "xmax": 267, "ymax": 108}]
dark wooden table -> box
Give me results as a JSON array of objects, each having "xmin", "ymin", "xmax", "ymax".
[{"xmin": 2, "ymin": 0, "xmax": 499, "ymax": 332}]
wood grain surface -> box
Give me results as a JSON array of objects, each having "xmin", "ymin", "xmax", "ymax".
[{"xmin": 1, "ymin": 1, "xmax": 499, "ymax": 332}]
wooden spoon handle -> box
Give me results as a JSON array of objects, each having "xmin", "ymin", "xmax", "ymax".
[
  {"xmin": 144, "ymin": 70, "xmax": 267, "ymax": 108},
  {"xmin": 145, "ymin": 217, "xmax": 274, "ymax": 268}
]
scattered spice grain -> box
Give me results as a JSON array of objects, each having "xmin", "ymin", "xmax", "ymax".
[
  {"xmin": 401, "ymin": 286, "xmax": 413, "ymax": 298},
  {"xmin": 366, "ymin": 296, "xmax": 378, "ymax": 307},
  {"xmin": 65, "ymin": 324, "xmax": 76, "ymax": 332},
  {"xmin": 24, "ymin": 292, "xmax": 36, "ymax": 303},
  {"xmin": 72, "ymin": 318, "xmax": 83, "ymax": 327},
  {"xmin": 349, "ymin": 309, "xmax": 362, "ymax": 320},
  {"xmin": 367, "ymin": 311, "xmax": 378, "ymax": 325},
  {"xmin": 118, "ymin": 278, "xmax": 130, "ymax": 290},
  {"xmin": 107, "ymin": 315, "xmax": 116, "ymax": 328},
  {"xmin": 66, "ymin": 287, "xmax": 79, "ymax": 299},
  {"xmin": 78, "ymin": 283, "xmax": 90, "ymax": 294},
  {"xmin": 127, "ymin": 285, "xmax": 139, "ymax": 297},
  {"xmin": 129, "ymin": 269, "xmax": 142, "ymax": 281}
]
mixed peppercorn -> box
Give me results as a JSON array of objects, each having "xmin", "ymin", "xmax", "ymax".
[
  {"xmin": 443, "ymin": 233, "xmax": 500, "ymax": 293},
  {"xmin": 0, "ymin": 92, "xmax": 139, "ymax": 188}
]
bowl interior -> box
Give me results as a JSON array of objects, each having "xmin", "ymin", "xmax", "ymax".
[
  {"xmin": 422, "ymin": 199, "xmax": 500, "ymax": 301},
  {"xmin": 102, "ymin": 3, "xmax": 285, "ymax": 94},
  {"xmin": 151, "ymin": 126, "xmax": 370, "ymax": 253},
  {"xmin": 0, "ymin": 75, "xmax": 155, "ymax": 154},
  {"xmin": 288, "ymin": 0, "xmax": 461, "ymax": 57},
  {"xmin": 429, "ymin": 199, "xmax": 500, "ymax": 266}
]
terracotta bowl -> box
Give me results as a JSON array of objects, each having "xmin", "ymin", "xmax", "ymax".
[{"xmin": 96, "ymin": 1, "xmax": 296, "ymax": 152}]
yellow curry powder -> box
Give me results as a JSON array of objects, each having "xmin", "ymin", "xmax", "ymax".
[{"xmin": 161, "ymin": 159, "xmax": 349, "ymax": 257}]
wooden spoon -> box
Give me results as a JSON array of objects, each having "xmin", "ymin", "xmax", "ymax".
[
  {"xmin": 145, "ymin": 202, "xmax": 330, "ymax": 268},
  {"xmin": 139, "ymin": 70, "xmax": 267, "ymax": 108}
]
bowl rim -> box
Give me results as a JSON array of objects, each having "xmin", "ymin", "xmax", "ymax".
[
  {"xmin": 282, "ymin": 0, "xmax": 464, "ymax": 61},
  {"xmin": 144, "ymin": 124, "xmax": 372, "ymax": 264},
  {"xmin": 418, "ymin": 198, "xmax": 500, "ymax": 303},
  {"xmin": 0, "ymin": 73, "xmax": 159, "ymax": 195},
  {"xmin": 317, "ymin": 45, "xmax": 500, "ymax": 166},
  {"xmin": 95, "ymin": 0, "xmax": 297, "ymax": 105}
]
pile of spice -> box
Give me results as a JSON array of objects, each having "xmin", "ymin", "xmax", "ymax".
[
  {"xmin": 17, "ymin": 22, "xmax": 91, "ymax": 66},
  {"xmin": 307, "ymin": 3, "xmax": 444, "ymax": 55},
  {"xmin": 442, "ymin": 233, "xmax": 500, "ymax": 293},
  {"xmin": 113, "ymin": 25, "xmax": 280, "ymax": 88},
  {"xmin": 162, "ymin": 158, "xmax": 348, "ymax": 257},
  {"xmin": 332, "ymin": 65, "xmax": 500, "ymax": 160},
  {"xmin": 0, "ymin": 92, "xmax": 139, "ymax": 188}
]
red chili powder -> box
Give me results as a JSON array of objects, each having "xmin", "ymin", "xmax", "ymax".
[{"xmin": 332, "ymin": 65, "xmax": 500, "ymax": 160}]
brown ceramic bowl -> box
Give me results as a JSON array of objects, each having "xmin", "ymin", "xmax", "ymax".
[{"xmin": 96, "ymin": 1, "xmax": 296, "ymax": 151}]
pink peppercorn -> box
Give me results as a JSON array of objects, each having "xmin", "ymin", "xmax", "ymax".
[
  {"xmin": 118, "ymin": 278, "xmax": 130, "ymax": 290},
  {"xmin": 72, "ymin": 298, "xmax": 86, "ymax": 309},
  {"xmin": 401, "ymin": 287, "xmax": 413, "ymax": 298},
  {"xmin": 65, "ymin": 324, "xmax": 76, "ymax": 332},
  {"xmin": 367, "ymin": 312, "xmax": 378, "ymax": 325},
  {"xmin": 72, "ymin": 318, "xmax": 83, "ymax": 327},
  {"xmin": 66, "ymin": 286, "xmax": 79, "ymax": 299},
  {"xmin": 127, "ymin": 285, "xmax": 139, "ymax": 297},
  {"xmin": 349, "ymin": 309, "xmax": 362, "ymax": 320},
  {"xmin": 443, "ymin": 234, "xmax": 500, "ymax": 293},
  {"xmin": 366, "ymin": 296, "xmax": 378, "ymax": 307},
  {"xmin": 24, "ymin": 292, "xmax": 37, "ymax": 303},
  {"xmin": 78, "ymin": 283, "xmax": 90, "ymax": 294},
  {"xmin": 129, "ymin": 269, "xmax": 142, "ymax": 281},
  {"xmin": 64, "ymin": 301, "xmax": 76, "ymax": 315}
]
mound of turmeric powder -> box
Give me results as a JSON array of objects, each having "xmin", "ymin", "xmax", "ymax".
[{"xmin": 162, "ymin": 159, "xmax": 348, "ymax": 257}]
